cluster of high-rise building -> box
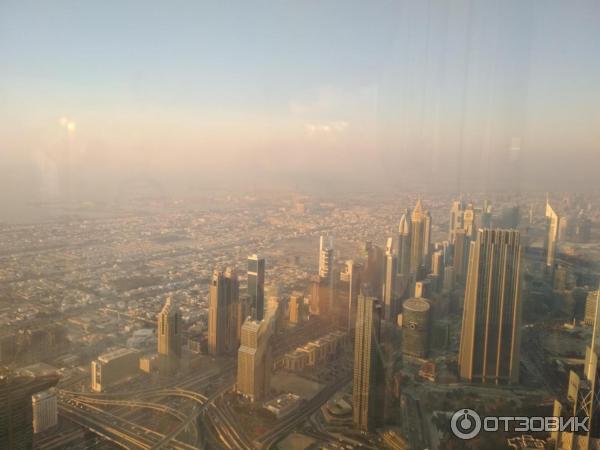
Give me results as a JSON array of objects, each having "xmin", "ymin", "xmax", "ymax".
[
  {"xmin": 130, "ymin": 198, "xmax": 528, "ymax": 436},
  {"xmin": 345, "ymin": 199, "xmax": 525, "ymax": 432},
  {"xmin": 553, "ymin": 290, "xmax": 600, "ymax": 450},
  {"xmin": 4, "ymin": 189, "xmax": 599, "ymax": 449},
  {"xmin": 21, "ymin": 194, "xmax": 586, "ymax": 443},
  {"xmin": 545, "ymin": 196, "xmax": 593, "ymax": 271},
  {"xmin": 154, "ymin": 253, "xmax": 274, "ymax": 402}
]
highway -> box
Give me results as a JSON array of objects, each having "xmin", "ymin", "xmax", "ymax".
[
  {"xmin": 151, "ymin": 381, "xmax": 234, "ymax": 449},
  {"xmin": 256, "ymin": 373, "xmax": 353, "ymax": 449},
  {"xmin": 60, "ymin": 401, "xmax": 165, "ymax": 450},
  {"xmin": 58, "ymin": 365, "xmax": 234, "ymax": 449},
  {"xmin": 58, "ymin": 352, "xmax": 352, "ymax": 450},
  {"xmin": 204, "ymin": 397, "xmax": 254, "ymax": 450}
]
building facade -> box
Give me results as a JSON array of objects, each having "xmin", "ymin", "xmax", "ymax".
[
  {"xmin": 91, "ymin": 347, "xmax": 140, "ymax": 392},
  {"xmin": 209, "ymin": 268, "xmax": 240, "ymax": 355},
  {"xmin": 248, "ymin": 255, "xmax": 265, "ymax": 320},
  {"xmin": 32, "ymin": 388, "xmax": 58, "ymax": 433},
  {"xmin": 352, "ymin": 290, "xmax": 385, "ymax": 431},
  {"xmin": 157, "ymin": 297, "xmax": 181, "ymax": 375},
  {"xmin": 459, "ymin": 229, "xmax": 522, "ymax": 384},
  {"xmin": 402, "ymin": 298, "xmax": 431, "ymax": 358}
]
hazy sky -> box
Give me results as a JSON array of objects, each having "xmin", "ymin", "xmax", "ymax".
[{"xmin": 1, "ymin": 0, "xmax": 599, "ymax": 208}]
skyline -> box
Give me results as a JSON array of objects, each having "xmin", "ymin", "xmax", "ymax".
[
  {"xmin": 2, "ymin": 2, "xmax": 600, "ymax": 446},
  {"xmin": 1, "ymin": 0, "xmax": 600, "ymax": 217},
  {"xmin": 1, "ymin": 189, "xmax": 599, "ymax": 448}
]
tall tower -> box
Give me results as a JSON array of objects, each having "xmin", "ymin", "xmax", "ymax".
[
  {"xmin": 318, "ymin": 235, "xmax": 335, "ymax": 318},
  {"xmin": 553, "ymin": 289, "xmax": 600, "ymax": 449},
  {"xmin": 459, "ymin": 229, "xmax": 522, "ymax": 384},
  {"xmin": 352, "ymin": 288, "xmax": 385, "ymax": 432},
  {"xmin": 402, "ymin": 298, "xmax": 431, "ymax": 358},
  {"xmin": 409, "ymin": 200, "xmax": 430, "ymax": 274},
  {"xmin": 463, "ymin": 204, "xmax": 475, "ymax": 238},
  {"xmin": 341, "ymin": 260, "xmax": 363, "ymax": 331},
  {"xmin": 248, "ymin": 255, "xmax": 265, "ymax": 320},
  {"xmin": 383, "ymin": 237, "xmax": 399, "ymax": 322},
  {"xmin": 481, "ymin": 200, "xmax": 493, "ymax": 229},
  {"xmin": 236, "ymin": 318, "xmax": 272, "ymax": 402},
  {"xmin": 448, "ymin": 200, "xmax": 464, "ymax": 243},
  {"xmin": 157, "ymin": 297, "xmax": 181, "ymax": 374},
  {"xmin": 431, "ymin": 250, "xmax": 445, "ymax": 291},
  {"xmin": 319, "ymin": 235, "xmax": 334, "ymax": 279},
  {"xmin": 545, "ymin": 200, "xmax": 559, "ymax": 269},
  {"xmin": 209, "ymin": 268, "xmax": 239, "ymax": 355},
  {"xmin": 453, "ymin": 229, "xmax": 469, "ymax": 284},
  {"xmin": 423, "ymin": 210, "xmax": 432, "ymax": 260},
  {"xmin": 397, "ymin": 211, "xmax": 412, "ymax": 275}
]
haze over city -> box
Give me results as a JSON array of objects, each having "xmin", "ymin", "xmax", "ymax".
[
  {"xmin": 2, "ymin": 0, "xmax": 600, "ymax": 220},
  {"xmin": 1, "ymin": 2, "xmax": 600, "ymax": 450}
]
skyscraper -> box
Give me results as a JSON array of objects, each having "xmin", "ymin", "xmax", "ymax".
[
  {"xmin": 448, "ymin": 200, "xmax": 465, "ymax": 243},
  {"xmin": 423, "ymin": 210, "xmax": 432, "ymax": 262},
  {"xmin": 362, "ymin": 241, "xmax": 385, "ymax": 295},
  {"xmin": 157, "ymin": 297, "xmax": 181, "ymax": 375},
  {"xmin": 340, "ymin": 260, "xmax": 363, "ymax": 331},
  {"xmin": 453, "ymin": 228, "xmax": 469, "ymax": 284},
  {"xmin": 409, "ymin": 200, "xmax": 431, "ymax": 274},
  {"xmin": 397, "ymin": 211, "xmax": 411, "ymax": 275},
  {"xmin": 481, "ymin": 200, "xmax": 493, "ymax": 229},
  {"xmin": 209, "ymin": 268, "xmax": 240, "ymax": 355},
  {"xmin": 463, "ymin": 202, "xmax": 493, "ymax": 239},
  {"xmin": 248, "ymin": 255, "xmax": 265, "ymax": 320},
  {"xmin": 401, "ymin": 298, "xmax": 431, "ymax": 358},
  {"xmin": 236, "ymin": 318, "xmax": 272, "ymax": 402},
  {"xmin": 462, "ymin": 204, "xmax": 475, "ymax": 238},
  {"xmin": 459, "ymin": 229, "xmax": 522, "ymax": 384},
  {"xmin": 546, "ymin": 200, "xmax": 559, "ymax": 268},
  {"xmin": 318, "ymin": 235, "xmax": 335, "ymax": 318},
  {"xmin": 319, "ymin": 235, "xmax": 334, "ymax": 279},
  {"xmin": 383, "ymin": 237, "xmax": 399, "ymax": 322},
  {"xmin": 308, "ymin": 276, "xmax": 323, "ymax": 316},
  {"xmin": 352, "ymin": 288, "xmax": 385, "ymax": 432},
  {"xmin": 553, "ymin": 290, "xmax": 600, "ymax": 450},
  {"xmin": 431, "ymin": 250, "xmax": 444, "ymax": 278}
]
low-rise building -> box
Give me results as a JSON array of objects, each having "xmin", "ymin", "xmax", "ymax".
[
  {"xmin": 139, "ymin": 353, "xmax": 158, "ymax": 374},
  {"xmin": 91, "ymin": 348, "xmax": 140, "ymax": 392},
  {"xmin": 263, "ymin": 393, "xmax": 301, "ymax": 418},
  {"xmin": 282, "ymin": 331, "xmax": 347, "ymax": 372},
  {"xmin": 32, "ymin": 388, "xmax": 58, "ymax": 433}
]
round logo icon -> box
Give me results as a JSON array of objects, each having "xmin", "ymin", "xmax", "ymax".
[{"xmin": 450, "ymin": 409, "xmax": 481, "ymax": 440}]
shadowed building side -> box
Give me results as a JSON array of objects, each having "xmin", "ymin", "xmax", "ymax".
[{"xmin": 0, "ymin": 370, "xmax": 59, "ymax": 449}]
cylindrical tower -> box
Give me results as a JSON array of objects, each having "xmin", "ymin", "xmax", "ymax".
[{"xmin": 402, "ymin": 298, "xmax": 431, "ymax": 358}]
